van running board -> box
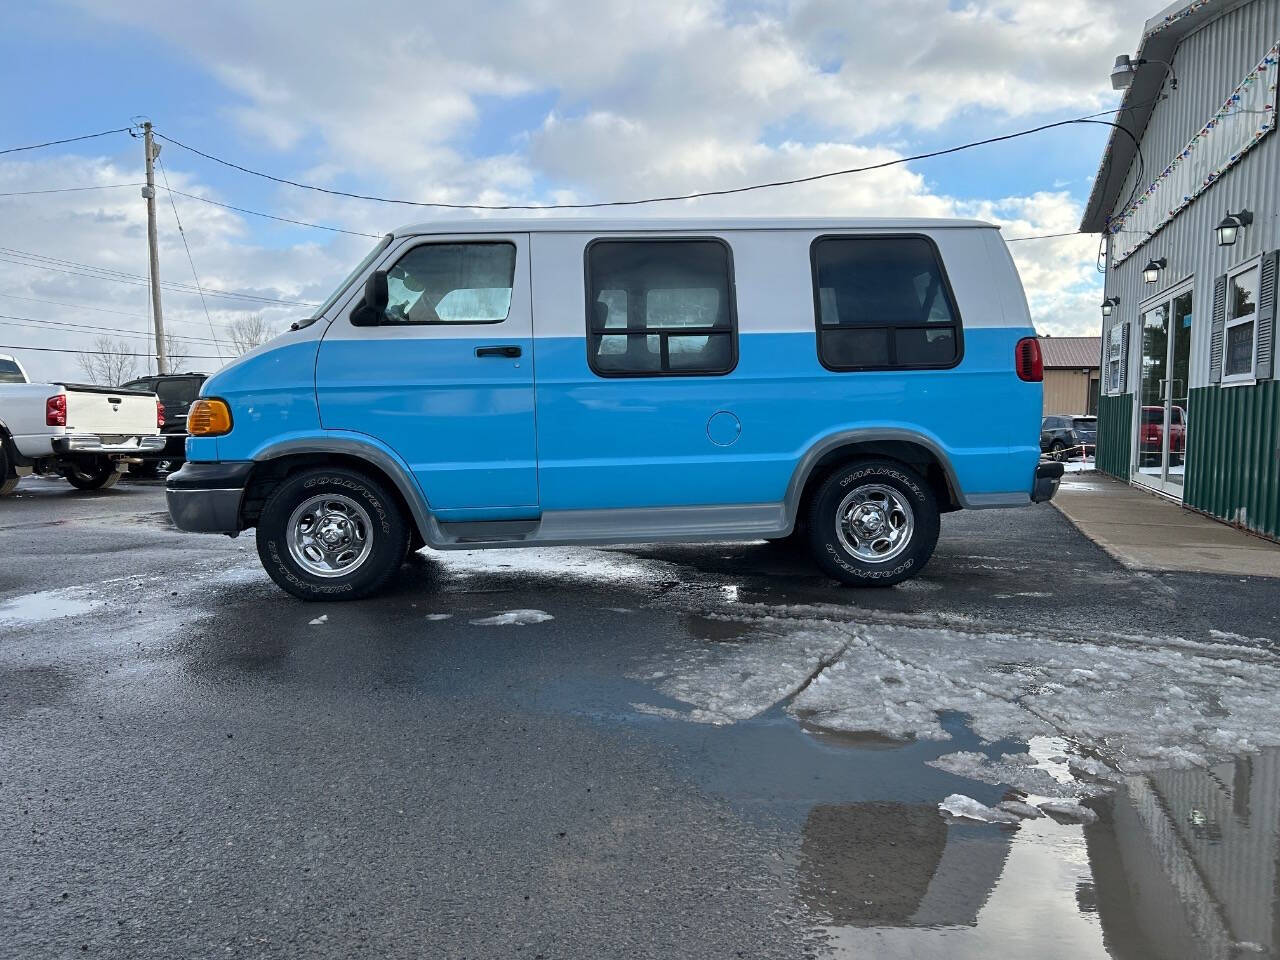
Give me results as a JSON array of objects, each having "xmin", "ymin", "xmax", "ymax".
[{"xmin": 437, "ymin": 519, "xmax": 540, "ymax": 544}]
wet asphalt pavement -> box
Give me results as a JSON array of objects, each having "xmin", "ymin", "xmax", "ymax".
[{"xmin": 2, "ymin": 474, "xmax": 1279, "ymax": 959}]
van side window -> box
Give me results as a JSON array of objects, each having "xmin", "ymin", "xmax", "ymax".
[
  {"xmin": 585, "ymin": 239, "xmax": 736, "ymax": 376},
  {"xmin": 811, "ymin": 236, "xmax": 962, "ymax": 371},
  {"xmin": 382, "ymin": 242, "xmax": 516, "ymax": 324}
]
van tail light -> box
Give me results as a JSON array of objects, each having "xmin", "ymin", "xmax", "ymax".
[
  {"xmin": 157, "ymin": 401, "xmax": 166, "ymax": 429},
  {"xmin": 1015, "ymin": 337, "xmax": 1044, "ymax": 382},
  {"xmin": 46, "ymin": 393, "xmax": 67, "ymax": 427}
]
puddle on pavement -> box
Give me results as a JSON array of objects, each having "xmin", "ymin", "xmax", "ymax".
[{"xmin": 802, "ymin": 749, "xmax": 1280, "ymax": 959}]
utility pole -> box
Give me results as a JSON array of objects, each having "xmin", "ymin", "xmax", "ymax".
[{"xmin": 140, "ymin": 122, "xmax": 169, "ymax": 374}]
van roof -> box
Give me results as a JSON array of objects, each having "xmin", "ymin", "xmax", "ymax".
[{"xmin": 392, "ymin": 216, "xmax": 999, "ymax": 238}]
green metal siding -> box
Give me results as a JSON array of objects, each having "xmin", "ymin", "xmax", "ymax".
[
  {"xmin": 1096, "ymin": 393, "xmax": 1133, "ymax": 480},
  {"xmin": 1185, "ymin": 382, "xmax": 1280, "ymax": 539}
]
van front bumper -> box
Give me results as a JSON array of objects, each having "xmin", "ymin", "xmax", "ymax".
[
  {"xmin": 165, "ymin": 461, "xmax": 253, "ymax": 534},
  {"xmin": 1032, "ymin": 461, "xmax": 1065, "ymax": 503}
]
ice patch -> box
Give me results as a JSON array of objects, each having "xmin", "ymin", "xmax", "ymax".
[
  {"xmin": 938, "ymin": 794, "xmax": 1021, "ymax": 824},
  {"xmin": 309, "ymin": 615, "xmax": 328, "ymax": 625},
  {"xmin": 996, "ymin": 800, "xmax": 1044, "ymax": 819},
  {"xmin": 424, "ymin": 613, "xmax": 452, "ymax": 621},
  {"xmin": 469, "ymin": 609, "xmax": 554, "ymax": 626},
  {"xmin": 639, "ymin": 622, "xmax": 850, "ymax": 724},
  {"xmin": 788, "ymin": 624, "xmax": 1280, "ymax": 771},
  {"xmin": 1037, "ymin": 799, "xmax": 1098, "ymax": 824}
]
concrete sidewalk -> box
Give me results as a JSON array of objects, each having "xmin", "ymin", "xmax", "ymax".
[{"xmin": 1053, "ymin": 472, "xmax": 1280, "ymax": 578}]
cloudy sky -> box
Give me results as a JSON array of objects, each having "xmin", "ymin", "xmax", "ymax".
[{"xmin": 0, "ymin": 0, "xmax": 1157, "ymax": 382}]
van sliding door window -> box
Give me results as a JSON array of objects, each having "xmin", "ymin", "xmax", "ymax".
[
  {"xmin": 585, "ymin": 239, "xmax": 737, "ymax": 376},
  {"xmin": 382, "ymin": 242, "xmax": 517, "ymax": 325},
  {"xmin": 811, "ymin": 236, "xmax": 962, "ymax": 371}
]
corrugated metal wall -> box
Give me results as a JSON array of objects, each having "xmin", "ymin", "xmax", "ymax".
[
  {"xmin": 1097, "ymin": 393, "xmax": 1134, "ymax": 478},
  {"xmin": 1096, "ymin": 0, "xmax": 1280, "ymax": 531},
  {"xmin": 1185, "ymin": 381, "xmax": 1280, "ymax": 537}
]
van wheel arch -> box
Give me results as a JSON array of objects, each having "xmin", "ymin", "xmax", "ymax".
[
  {"xmin": 240, "ymin": 452, "xmax": 424, "ymax": 543},
  {"xmin": 791, "ymin": 437, "xmax": 960, "ymax": 530}
]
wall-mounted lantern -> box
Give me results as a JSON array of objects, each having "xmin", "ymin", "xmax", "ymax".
[
  {"xmin": 1214, "ymin": 210, "xmax": 1253, "ymax": 247},
  {"xmin": 1142, "ymin": 258, "xmax": 1167, "ymax": 283},
  {"xmin": 1101, "ymin": 296, "xmax": 1120, "ymax": 317}
]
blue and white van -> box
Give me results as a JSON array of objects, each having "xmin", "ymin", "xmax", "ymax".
[{"xmin": 166, "ymin": 218, "xmax": 1061, "ymax": 600}]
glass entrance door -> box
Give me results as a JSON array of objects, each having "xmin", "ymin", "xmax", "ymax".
[{"xmin": 1134, "ymin": 285, "xmax": 1193, "ymax": 497}]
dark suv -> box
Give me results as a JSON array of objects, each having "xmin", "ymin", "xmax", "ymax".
[
  {"xmin": 119, "ymin": 373, "xmax": 208, "ymax": 475},
  {"xmin": 1040, "ymin": 415, "xmax": 1097, "ymax": 460}
]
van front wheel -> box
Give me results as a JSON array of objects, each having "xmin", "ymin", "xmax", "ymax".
[
  {"xmin": 807, "ymin": 459, "xmax": 939, "ymax": 587},
  {"xmin": 256, "ymin": 468, "xmax": 409, "ymax": 601}
]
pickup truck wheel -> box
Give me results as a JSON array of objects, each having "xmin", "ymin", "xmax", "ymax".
[
  {"xmin": 0, "ymin": 444, "xmax": 18, "ymax": 496},
  {"xmin": 807, "ymin": 459, "xmax": 939, "ymax": 587},
  {"xmin": 256, "ymin": 468, "xmax": 409, "ymax": 601},
  {"xmin": 64, "ymin": 458, "xmax": 121, "ymax": 491}
]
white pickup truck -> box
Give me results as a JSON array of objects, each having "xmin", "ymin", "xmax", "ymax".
[{"xmin": 0, "ymin": 353, "xmax": 166, "ymax": 496}]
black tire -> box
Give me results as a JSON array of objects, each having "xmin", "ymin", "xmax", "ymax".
[
  {"xmin": 64, "ymin": 458, "xmax": 120, "ymax": 491},
  {"xmin": 806, "ymin": 459, "xmax": 940, "ymax": 587},
  {"xmin": 256, "ymin": 467, "xmax": 408, "ymax": 601},
  {"xmin": 0, "ymin": 442, "xmax": 18, "ymax": 497},
  {"xmin": 1048, "ymin": 440, "xmax": 1067, "ymax": 461}
]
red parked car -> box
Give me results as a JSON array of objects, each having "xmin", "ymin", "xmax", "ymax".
[{"xmin": 1139, "ymin": 405, "xmax": 1187, "ymax": 466}]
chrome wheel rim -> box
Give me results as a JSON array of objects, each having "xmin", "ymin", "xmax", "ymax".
[
  {"xmin": 286, "ymin": 493, "xmax": 374, "ymax": 578},
  {"xmin": 835, "ymin": 484, "xmax": 915, "ymax": 563}
]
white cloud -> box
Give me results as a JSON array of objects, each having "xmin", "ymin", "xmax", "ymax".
[{"xmin": 6, "ymin": 0, "xmax": 1143, "ymax": 379}]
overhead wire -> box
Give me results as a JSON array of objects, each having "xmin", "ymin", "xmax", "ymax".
[
  {"xmin": 0, "ymin": 341, "xmax": 224, "ymax": 360},
  {"xmin": 0, "ymin": 312, "xmax": 232, "ymax": 347},
  {"xmin": 0, "ymin": 183, "xmax": 145, "ymax": 197},
  {"xmin": 0, "ymin": 128, "xmax": 131, "ymax": 156},
  {"xmin": 152, "ymin": 102, "xmax": 1150, "ymax": 212},
  {"xmin": 156, "ymin": 156, "xmax": 225, "ymax": 362}
]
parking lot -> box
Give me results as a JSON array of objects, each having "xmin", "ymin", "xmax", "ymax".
[{"xmin": 3, "ymin": 474, "xmax": 1279, "ymax": 959}]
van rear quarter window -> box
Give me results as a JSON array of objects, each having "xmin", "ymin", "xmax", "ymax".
[
  {"xmin": 811, "ymin": 235, "xmax": 962, "ymax": 371},
  {"xmin": 585, "ymin": 238, "xmax": 736, "ymax": 376}
]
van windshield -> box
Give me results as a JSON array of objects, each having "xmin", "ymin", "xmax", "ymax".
[{"xmin": 294, "ymin": 234, "xmax": 393, "ymax": 330}]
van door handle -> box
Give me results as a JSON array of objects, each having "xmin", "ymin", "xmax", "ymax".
[{"xmin": 475, "ymin": 345, "xmax": 522, "ymax": 358}]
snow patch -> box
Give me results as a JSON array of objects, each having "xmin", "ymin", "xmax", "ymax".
[
  {"xmin": 997, "ymin": 800, "xmax": 1044, "ymax": 819},
  {"xmin": 309, "ymin": 615, "xmax": 328, "ymax": 625},
  {"xmin": 1037, "ymin": 799, "xmax": 1098, "ymax": 824},
  {"xmin": 637, "ymin": 622, "xmax": 850, "ymax": 725},
  {"xmin": 424, "ymin": 613, "xmax": 452, "ymax": 621},
  {"xmin": 469, "ymin": 609, "xmax": 554, "ymax": 626},
  {"xmin": 938, "ymin": 794, "xmax": 1021, "ymax": 824}
]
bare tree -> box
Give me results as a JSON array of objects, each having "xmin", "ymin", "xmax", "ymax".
[
  {"xmin": 76, "ymin": 337, "xmax": 139, "ymax": 386},
  {"xmin": 228, "ymin": 314, "xmax": 276, "ymax": 355},
  {"xmin": 164, "ymin": 333, "xmax": 189, "ymax": 373}
]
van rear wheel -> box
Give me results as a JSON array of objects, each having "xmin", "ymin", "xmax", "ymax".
[
  {"xmin": 807, "ymin": 459, "xmax": 939, "ymax": 587},
  {"xmin": 256, "ymin": 467, "xmax": 409, "ymax": 601}
]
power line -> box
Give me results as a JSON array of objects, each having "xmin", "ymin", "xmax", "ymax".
[
  {"xmin": 1006, "ymin": 231, "xmax": 1085, "ymax": 242},
  {"xmin": 0, "ymin": 342, "xmax": 225, "ymax": 360},
  {"xmin": 0, "ymin": 290, "xmax": 152, "ymax": 319},
  {"xmin": 0, "ymin": 246, "xmax": 318, "ymax": 306},
  {"xmin": 0, "ymin": 128, "xmax": 131, "ymax": 157},
  {"xmin": 157, "ymin": 156, "xmax": 225, "ymax": 363},
  {"xmin": 153, "ymin": 104, "xmax": 1148, "ymax": 211},
  {"xmin": 0, "ymin": 183, "xmax": 145, "ymax": 198},
  {"xmin": 158, "ymin": 185, "xmax": 382, "ymax": 238},
  {"xmin": 0, "ymin": 312, "xmax": 233, "ymax": 347}
]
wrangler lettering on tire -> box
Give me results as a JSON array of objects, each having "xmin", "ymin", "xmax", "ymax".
[
  {"xmin": 256, "ymin": 468, "xmax": 409, "ymax": 601},
  {"xmin": 806, "ymin": 459, "xmax": 940, "ymax": 587}
]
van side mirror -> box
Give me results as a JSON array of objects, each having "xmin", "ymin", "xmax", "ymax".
[{"xmin": 350, "ymin": 270, "xmax": 389, "ymax": 327}]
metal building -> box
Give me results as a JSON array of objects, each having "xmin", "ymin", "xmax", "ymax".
[
  {"xmin": 1082, "ymin": 0, "xmax": 1280, "ymax": 540},
  {"xmin": 1039, "ymin": 336, "xmax": 1102, "ymax": 415}
]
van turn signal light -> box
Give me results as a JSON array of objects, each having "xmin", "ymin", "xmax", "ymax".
[{"xmin": 187, "ymin": 398, "xmax": 233, "ymax": 436}]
